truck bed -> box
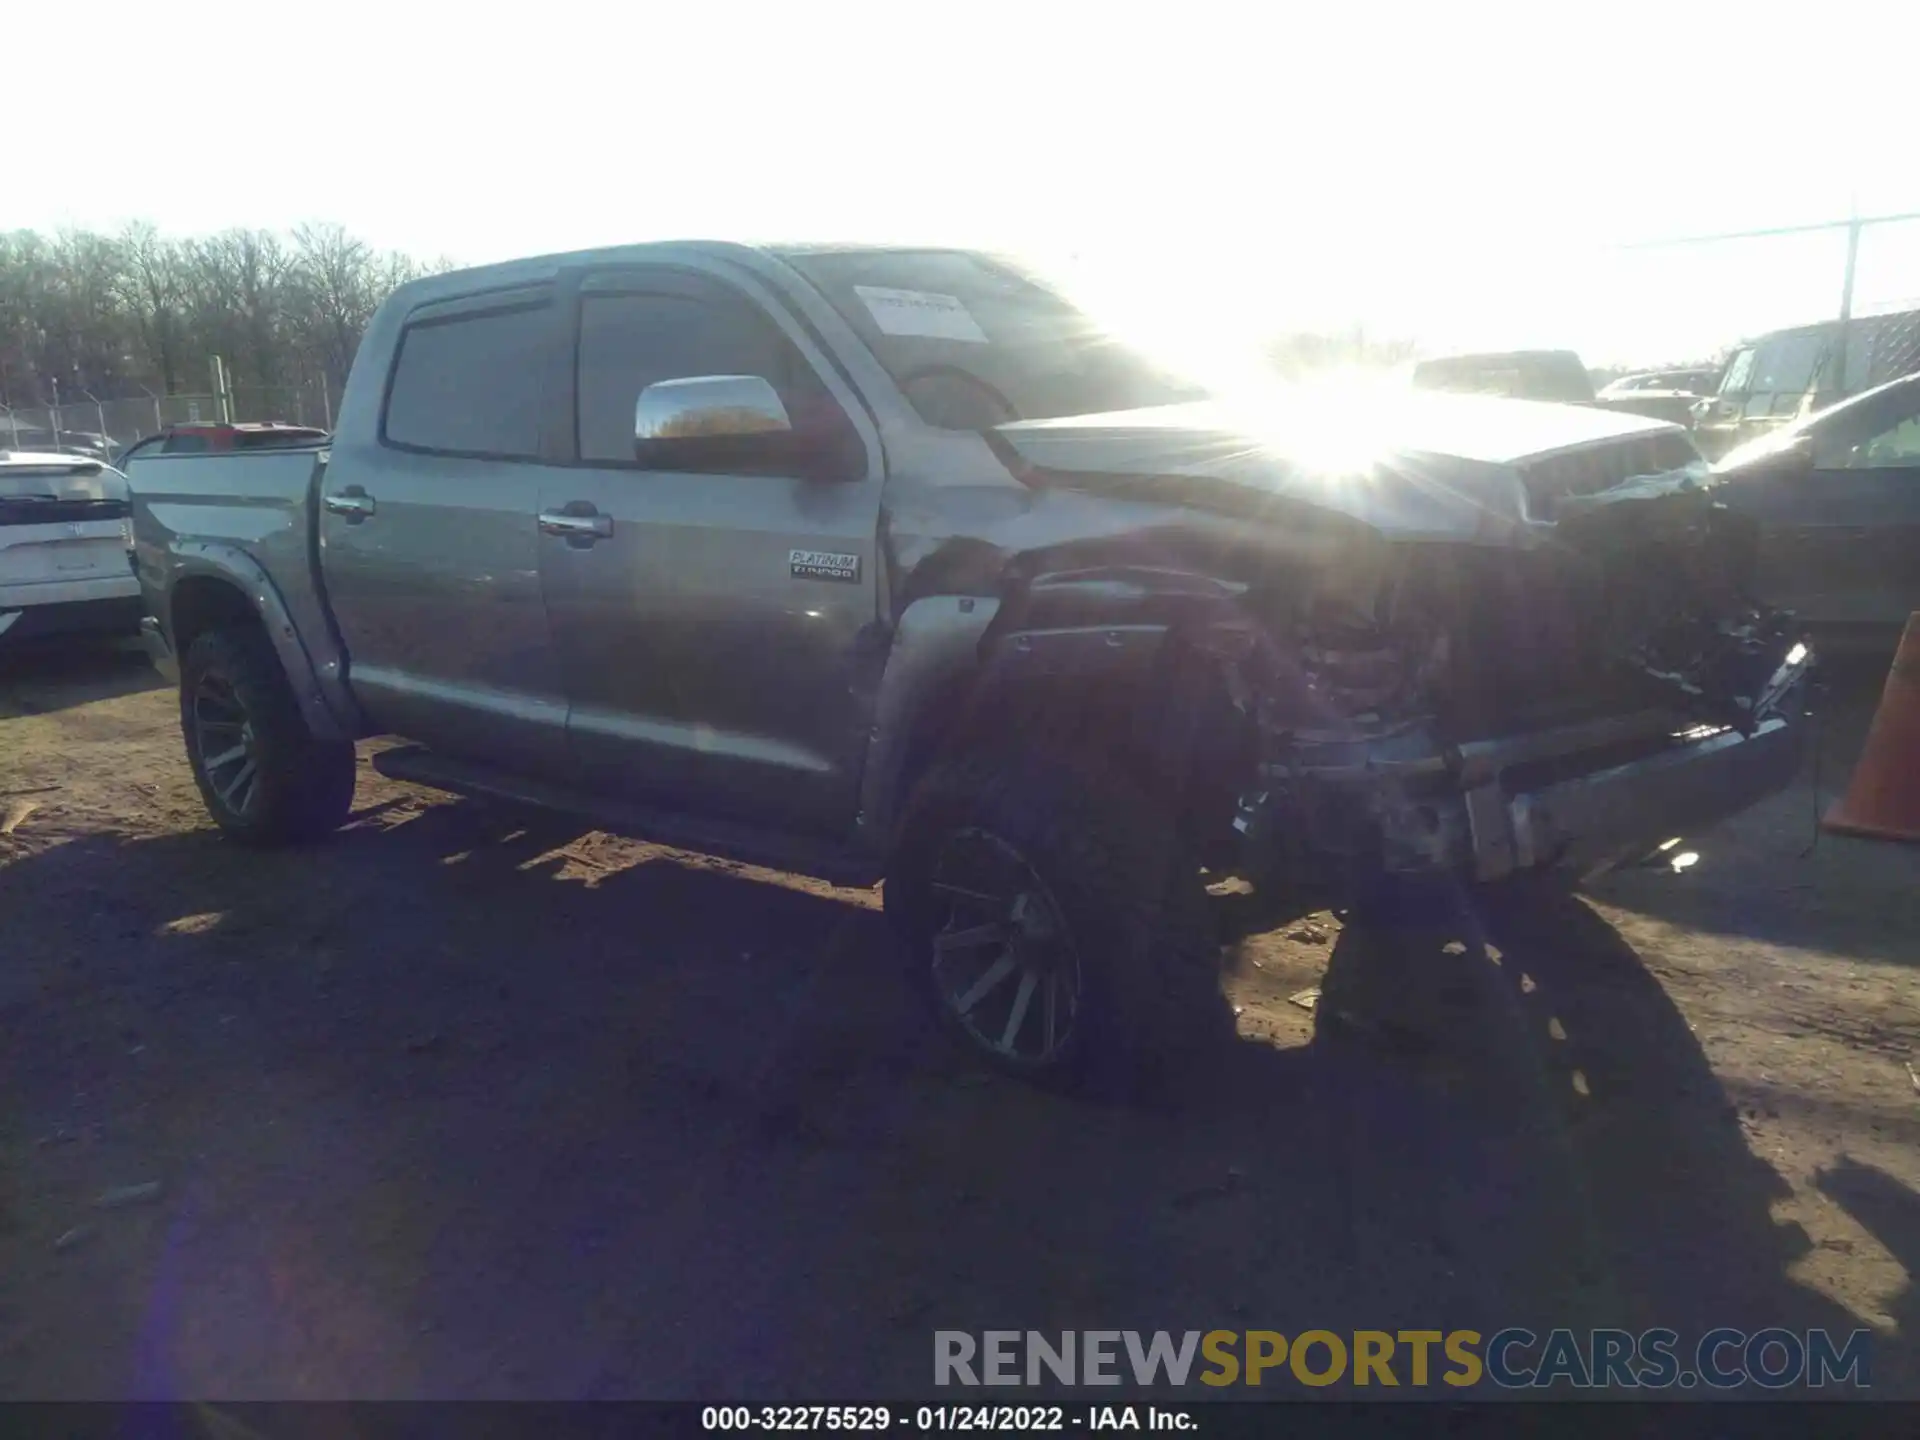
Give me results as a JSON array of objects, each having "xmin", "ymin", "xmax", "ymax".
[{"xmin": 126, "ymin": 444, "xmax": 338, "ymax": 712}]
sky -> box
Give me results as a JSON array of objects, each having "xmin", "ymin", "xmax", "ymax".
[{"xmin": 9, "ymin": 0, "xmax": 1920, "ymax": 369}]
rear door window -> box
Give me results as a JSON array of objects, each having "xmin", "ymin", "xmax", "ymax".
[
  {"xmin": 1814, "ymin": 386, "xmax": 1920, "ymax": 469},
  {"xmin": 1746, "ymin": 335, "xmax": 1823, "ymax": 413}
]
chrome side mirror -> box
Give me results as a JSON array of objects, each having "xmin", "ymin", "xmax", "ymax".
[
  {"xmin": 632, "ymin": 374, "xmax": 860, "ymax": 481},
  {"xmin": 634, "ymin": 375, "xmax": 792, "ymax": 446}
]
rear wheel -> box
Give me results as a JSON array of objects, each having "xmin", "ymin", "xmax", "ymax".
[
  {"xmin": 180, "ymin": 626, "xmax": 356, "ymax": 846},
  {"xmin": 887, "ymin": 747, "xmax": 1228, "ymax": 1097}
]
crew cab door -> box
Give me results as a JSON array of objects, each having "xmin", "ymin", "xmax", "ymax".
[
  {"xmin": 1739, "ymin": 384, "xmax": 1920, "ymax": 626},
  {"xmin": 537, "ymin": 264, "xmax": 885, "ymax": 836},
  {"xmin": 319, "ymin": 285, "xmax": 575, "ymax": 775}
]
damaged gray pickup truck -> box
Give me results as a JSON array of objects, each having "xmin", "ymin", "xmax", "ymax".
[{"xmin": 128, "ymin": 243, "xmax": 1811, "ymax": 1093}]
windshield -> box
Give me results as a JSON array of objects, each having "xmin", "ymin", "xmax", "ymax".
[
  {"xmin": 782, "ymin": 249, "xmax": 1210, "ymax": 430},
  {"xmin": 1718, "ymin": 348, "xmax": 1756, "ymax": 395}
]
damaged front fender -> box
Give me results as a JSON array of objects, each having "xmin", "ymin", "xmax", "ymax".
[{"xmin": 861, "ymin": 473, "xmax": 1811, "ymax": 890}]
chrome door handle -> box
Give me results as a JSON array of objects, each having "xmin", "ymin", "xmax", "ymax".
[
  {"xmin": 538, "ymin": 509, "xmax": 613, "ymax": 541},
  {"xmin": 323, "ymin": 489, "xmax": 376, "ymax": 520}
]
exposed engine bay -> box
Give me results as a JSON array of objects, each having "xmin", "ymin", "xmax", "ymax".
[
  {"xmin": 970, "ymin": 477, "xmax": 1810, "ymax": 890},
  {"xmin": 1296, "ymin": 487, "xmax": 1797, "ymax": 739}
]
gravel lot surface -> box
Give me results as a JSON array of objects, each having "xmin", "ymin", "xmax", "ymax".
[{"xmin": 3, "ymin": 641, "xmax": 1915, "ymax": 1399}]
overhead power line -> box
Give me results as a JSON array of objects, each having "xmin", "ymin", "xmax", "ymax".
[
  {"xmin": 1616, "ymin": 210, "xmax": 1920, "ymax": 394},
  {"xmin": 1615, "ymin": 211, "xmax": 1920, "ymax": 249}
]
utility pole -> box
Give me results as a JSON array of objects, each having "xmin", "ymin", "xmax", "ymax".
[
  {"xmin": 209, "ymin": 355, "xmax": 232, "ymax": 424},
  {"xmin": 1620, "ymin": 207, "xmax": 1920, "ymax": 399},
  {"xmin": 1833, "ymin": 201, "xmax": 1864, "ymax": 395},
  {"xmin": 81, "ymin": 389, "xmax": 108, "ymax": 450}
]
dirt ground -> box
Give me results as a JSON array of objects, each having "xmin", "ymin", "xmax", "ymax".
[{"xmin": 2, "ymin": 639, "xmax": 1916, "ymax": 1401}]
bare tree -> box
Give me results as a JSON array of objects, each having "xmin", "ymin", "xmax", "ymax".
[
  {"xmin": 0, "ymin": 219, "xmax": 449, "ymax": 431},
  {"xmin": 38, "ymin": 229, "xmax": 134, "ymax": 398},
  {"xmin": 119, "ymin": 222, "xmax": 186, "ymax": 394},
  {"xmin": 289, "ymin": 221, "xmax": 382, "ymax": 395}
]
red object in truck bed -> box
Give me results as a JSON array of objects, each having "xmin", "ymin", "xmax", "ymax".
[{"xmin": 160, "ymin": 422, "xmax": 329, "ymax": 451}]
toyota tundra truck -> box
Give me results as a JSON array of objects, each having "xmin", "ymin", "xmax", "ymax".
[{"xmin": 126, "ymin": 242, "xmax": 1811, "ymax": 1093}]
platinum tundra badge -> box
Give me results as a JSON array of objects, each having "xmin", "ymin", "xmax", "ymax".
[{"xmin": 790, "ymin": 549, "xmax": 861, "ymax": 583}]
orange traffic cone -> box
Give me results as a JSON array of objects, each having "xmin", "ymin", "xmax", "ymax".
[{"xmin": 1823, "ymin": 612, "xmax": 1920, "ymax": 843}]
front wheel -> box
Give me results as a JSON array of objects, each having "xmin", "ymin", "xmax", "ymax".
[
  {"xmin": 180, "ymin": 625, "xmax": 357, "ymax": 846},
  {"xmin": 886, "ymin": 748, "xmax": 1228, "ymax": 1097}
]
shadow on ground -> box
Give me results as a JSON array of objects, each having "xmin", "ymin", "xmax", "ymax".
[
  {"xmin": 1818, "ymin": 1158, "xmax": 1919, "ymax": 1390},
  {"xmin": 0, "ymin": 638, "xmax": 162, "ymax": 719},
  {"xmin": 0, "ymin": 796, "xmax": 1894, "ymax": 1398},
  {"xmin": 1583, "ymin": 658, "xmax": 1920, "ymax": 969}
]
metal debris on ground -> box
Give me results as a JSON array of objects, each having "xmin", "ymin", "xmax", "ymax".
[
  {"xmin": 94, "ymin": 1182, "xmax": 162, "ymax": 1209},
  {"xmin": 1288, "ymin": 987, "xmax": 1321, "ymax": 1012},
  {"xmin": 1287, "ymin": 924, "xmax": 1330, "ymax": 944},
  {"xmin": 1, "ymin": 800, "xmax": 40, "ymax": 835},
  {"xmin": 0, "ymin": 783, "xmax": 61, "ymax": 798},
  {"xmin": 1907, "ymin": 1060, "xmax": 1919, "ymax": 1096},
  {"xmin": 53, "ymin": 1226, "xmax": 92, "ymax": 1253}
]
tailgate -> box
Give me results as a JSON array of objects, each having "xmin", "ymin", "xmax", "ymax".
[
  {"xmin": 1, "ymin": 477, "xmax": 132, "ymax": 596},
  {"xmin": 0, "ymin": 514, "xmax": 131, "ymax": 587}
]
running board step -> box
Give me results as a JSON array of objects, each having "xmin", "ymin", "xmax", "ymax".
[{"xmin": 369, "ymin": 745, "xmax": 881, "ymax": 889}]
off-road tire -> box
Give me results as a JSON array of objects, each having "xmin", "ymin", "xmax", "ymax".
[
  {"xmin": 887, "ymin": 746, "xmax": 1229, "ymax": 1099},
  {"xmin": 180, "ymin": 625, "xmax": 356, "ymax": 846}
]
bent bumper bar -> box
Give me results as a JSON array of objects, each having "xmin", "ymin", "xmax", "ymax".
[{"xmin": 1461, "ymin": 714, "xmax": 1802, "ymax": 881}]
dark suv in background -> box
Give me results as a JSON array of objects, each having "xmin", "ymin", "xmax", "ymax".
[
  {"xmin": 1409, "ymin": 349, "xmax": 1596, "ymax": 405},
  {"xmin": 1694, "ymin": 309, "xmax": 1920, "ymax": 458}
]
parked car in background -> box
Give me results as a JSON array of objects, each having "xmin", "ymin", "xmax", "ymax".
[
  {"xmin": 1410, "ymin": 349, "xmax": 1596, "ymax": 405},
  {"xmin": 1714, "ymin": 371, "xmax": 1920, "ymax": 630},
  {"xmin": 0, "ymin": 450, "xmax": 140, "ymax": 646},
  {"xmin": 125, "ymin": 240, "xmax": 1811, "ymax": 1094},
  {"xmin": 1600, "ymin": 368, "xmax": 1721, "ymax": 399},
  {"xmin": 1693, "ymin": 309, "xmax": 1920, "ymax": 459},
  {"xmin": 1593, "ymin": 367, "xmax": 1721, "ymax": 427},
  {"xmin": 0, "ymin": 426, "xmax": 114, "ymax": 462}
]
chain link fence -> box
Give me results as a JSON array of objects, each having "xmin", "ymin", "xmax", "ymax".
[{"xmin": 0, "ymin": 381, "xmax": 335, "ymax": 462}]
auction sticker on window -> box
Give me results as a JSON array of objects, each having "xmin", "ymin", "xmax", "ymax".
[{"xmin": 854, "ymin": 286, "xmax": 989, "ymax": 343}]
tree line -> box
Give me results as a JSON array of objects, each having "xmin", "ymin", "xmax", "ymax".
[{"xmin": 0, "ymin": 222, "xmax": 449, "ymax": 412}]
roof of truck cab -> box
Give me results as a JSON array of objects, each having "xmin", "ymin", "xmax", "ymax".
[
  {"xmin": 387, "ymin": 240, "xmax": 765, "ymax": 301},
  {"xmin": 387, "ymin": 240, "xmax": 1016, "ymax": 305}
]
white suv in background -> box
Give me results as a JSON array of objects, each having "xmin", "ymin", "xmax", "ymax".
[{"xmin": 0, "ymin": 451, "xmax": 141, "ymax": 646}]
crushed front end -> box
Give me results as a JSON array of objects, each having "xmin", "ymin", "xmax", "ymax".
[{"xmin": 1226, "ymin": 477, "xmax": 1811, "ymax": 887}]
